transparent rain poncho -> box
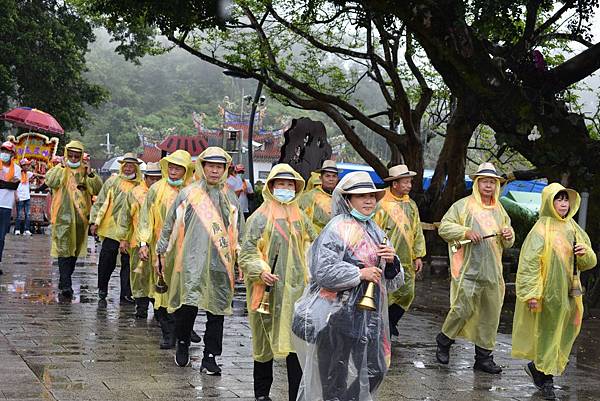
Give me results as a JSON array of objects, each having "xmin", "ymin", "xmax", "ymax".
[
  {"xmin": 46, "ymin": 141, "xmax": 103, "ymax": 258},
  {"xmin": 512, "ymin": 183, "xmax": 597, "ymax": 375},
  {"xmin": 118, "ymin": 180, "xmax": 152, "ymax": 298},
  {"xmin": 90, "ymin": 159, "xmax": 141, "ymax": 241},
  {"xmin": 292, "ymin": 174, "xmax": 403, "ymax": 401},
  {"xmin": 136, "ymin": 150, "xmax": 194, "ymax": 309},
  {"xmin": 298, "ymin": 185, "xmax": 333, "ymax": 234},
  {"xmin": 239, "ymin": 164, "xmax": 317, "ymax": 362},
  {"xmin": 437, "ymin": 177, "xmax": 514, "ymax": 350},
  {"xmin": 374, "ymin": 188, "xmax": 426, "ymax": 310},
  {"xmin": 156, "ymin": 148, "xmax": 244, "ymax": 315}
]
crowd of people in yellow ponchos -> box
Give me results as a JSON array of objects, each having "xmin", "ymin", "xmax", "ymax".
[{"xmin": 18, "ymin": 139, "xmax": 595, "ymax": 401}]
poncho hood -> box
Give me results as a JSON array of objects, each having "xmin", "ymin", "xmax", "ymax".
[
  {"xmin": 195, "ymin": 146, "xmax": 232, "ymax": 186},
  {"xmin": 472, "ymin": 176, "xmax": 501, "ymax": 208},
  {"xmin": 264, "ymin": 163, "xmax": 305, "ymax": 204},
  {"xmin": 540, "ymin": 182, "xmax": 580, "ymax": 221},
  {"xmin": 159, "ymin": 150, "xmax": 195, "ymax": 185}
]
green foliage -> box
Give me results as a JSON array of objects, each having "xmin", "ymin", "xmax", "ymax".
[{"xmin": 0, "ymin": 0, "xmax": 107, "ymax": 132}]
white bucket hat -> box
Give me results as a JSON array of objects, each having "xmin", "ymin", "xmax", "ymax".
[
  {"xmin": 469, "ymin": 162, "xmax": 505, "ymax": 182},
  {"xmin": 340, "ymin": 171, "xmax": 385, "ymax": 201}
]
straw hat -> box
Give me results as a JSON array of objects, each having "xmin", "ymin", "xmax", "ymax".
[
  {"xmin": 384, "ymin": 164, "xmax": 416, "ymax": 181},
  {"xmin": 118, "ymin": 152, "xmax": 142, "ymax": 165},
  {"xmin": 65, "ymin": 141, "xmax": 84, "ymax": 153},
  {"xmin": 318, "ymin": 160, "xmax": 338, "ymax": 174},
  {"xmin": 469, "ymin": 162, "xmax": 505, "ymax": 182},
  {"xmin": 340, "ymin": 171, "xmax": 385, "ymax": 201},
  {"xmin": 144, "ymin": 162, "xmax": 162, "ymax": 176},
  {"xmin": 198, "ymin": 146, "xmax": 230, "ymax": 164}
]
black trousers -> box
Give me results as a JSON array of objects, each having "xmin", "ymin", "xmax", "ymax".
[
  {"xmin": 58, "ymin": 256, "xmax": 78, "ymax": 291},
  {"xmin": 174, "ymin": 305, "xmax": 224, "ymax": 356},
  {"xmin": 316, "ymin": 327, "xmax": 385, "ymax": 400},
  {"xmin": 97, "ymin": 237, "xmax": 131, "ymax": 297},
  {"xmin": 254, "ymin": 353, "xmax": 302, "ymax": 401}
]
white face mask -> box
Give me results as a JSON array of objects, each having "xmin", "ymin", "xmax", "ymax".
[
  {"xmin": 123, "ymin": 173, "xmax": 136, "ymax": 180},
  {"xmin": 0, "ymin": 153, "xmax": 11, "ymax": 163}
]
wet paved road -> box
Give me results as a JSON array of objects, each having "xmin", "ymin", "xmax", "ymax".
[{"xmin": 1, "ymin": 234, "xmax": 599, "ymax": 400}]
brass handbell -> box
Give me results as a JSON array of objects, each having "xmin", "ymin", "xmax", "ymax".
[
  {"xmin": 570, "ymin": 240, "xmax": 583, "ymax": 297},
  {"xmin": 155, "ymin": 255, "xmax": 168, "ymax": 294},
  {"xmin": 256, "ymin": 290, "xmax": 271, "ymax": 315},
  {"xmin": 257, "ymin": 253, "xmax": 279, "ymax": 315},
  {"xmin": 357, "ymin": 282, "xmax": 377, "ymax": 311}
]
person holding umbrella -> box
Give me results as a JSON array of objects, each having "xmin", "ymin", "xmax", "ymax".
[
  {"xmin": 45, "ymin": 141, "xmax": 102, "ymax": 299},
  {"xmin": 0, "ymin": 141, "xmax": 21, "ymax": 275}
]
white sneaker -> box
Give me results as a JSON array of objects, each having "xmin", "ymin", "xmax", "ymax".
[
  {"xmin": 14, "ymin": 230, "xmax": 21, "ymax": 236},
  {"xmin": 24, "ymin": 231, "xmax": 32, "ymax": 236}
]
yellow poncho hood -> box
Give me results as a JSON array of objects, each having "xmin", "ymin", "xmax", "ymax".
[
  {"xmin": 194, "ymin": 146, "xmax": 232, "ymax": 185},
  {"xmin": 159, "ymin": 150, "xmax": 195, "ymax": 185},
  {"xmin": 263, "ymin": 163, "xmax": 305, "ymax": 204}
]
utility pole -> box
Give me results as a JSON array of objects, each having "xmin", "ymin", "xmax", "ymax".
[{"xmin": 100, "ymin": 133, "xmax": 112, "ymax": 156}]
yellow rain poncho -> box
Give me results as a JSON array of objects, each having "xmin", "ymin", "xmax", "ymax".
[
  {"xmin": 374, "ymin": 189, "xmax": 426, "ymax": 310},
  {"xmin": 438, "ymin": 177, "xmax": 514, "ymax": 349},
  {"xmin": 239, "ymin": 164, "xmax": 317, "ymax": 362},
  {"xmin": 298, "ymin": 185, "xmax": 333, "ymax": 234},
  {"xmin": 156, "ymin": 147, "xmax": 244, "ymax": 314},
  {"xmin": 46, "ymin": 141, "xmax": 103, "ymax": 257},
  {"xmin": 304, "ymin": 171, "xmax": 321, "ymax": 191},
  {"xmin": 137, "ymin": 150, "xmax": 194, "ymax": 309},
  {"xmin": 118, "ymin": 180, "xmax": 152, "ymax": 298},
  {"xmin": 512, "ymin": 183, "xmax": 596, "ymax": 375},
  {"xmin": 90, "ymin": 159, "xmax": 142, "ymax": 241}
]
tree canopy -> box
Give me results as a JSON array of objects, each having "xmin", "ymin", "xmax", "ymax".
[{"xmin": 0, "ymin": 0, "xmax": 107, "ymax": 132}]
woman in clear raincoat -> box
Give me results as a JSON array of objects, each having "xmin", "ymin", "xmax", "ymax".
[
  {"xmin": 292, "ymin": 171, "xmax": 403, "ymax": 401},
  {"xmin": 137, "ymin": 150, "xmax": 194, "ymax": 349},
  {"xmin": 512, "ymin": 183, "xmax": 596, "ymax": 400},
  {"xmin": 239, "ymin": 163, "xmax": 317, "ymax": 401}
]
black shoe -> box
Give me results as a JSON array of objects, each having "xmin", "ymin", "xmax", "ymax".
[
  {"xmin": 436, "ymin": 344, "xmax": 450, "ymax": 364},
  {"xmin": 525, "ymin": 362, "xmax": 545, "ymax": 390},
  {"xmin": 159, "ymin": 334, "xmax": 175, "ymax": 349},
  {"xmin": 175, "ymin": 340, "xmax": 190, "ymax": 367},
  {"xmin": 0, "ymin": 269, "xmax": 3, "ymax": 275},
  {"xmin": 201, "ymin": 354, "xmax": 222, "ymax": 375},
  {"xmin": 98, "ymin": 291, "xmax": 107, "ymax": 300},
  {"xmin": 541, "ymin": 381, "xmax": 555, "ymax": 400},
  {"xmin": 60, "ymin": 288, "xmax": 74, "ymax": 299},
  {"xmin": 98, "ymin": 298, "xmax": 107, "ymax": 308},
  {"xmin": 190, "ymin": 330, "xmax": 201, "ymax": 343},
  {"xmin": 134, "ymin": 309, "xmax": 148, "ymax": 319},
  {"xmin": 388, "ymin": 304, "xmax": 404, "ymax": 337},
  {"xmin": 255, "ymin": 397, "xmax": 272, "ymax": 401},
  {"xmin": 474, "ymin": 357, "xmax": 502, "ymax": 374},
  {"xmin": 120, "ymin": 295, "xmax": 135, "ymax": 304}
]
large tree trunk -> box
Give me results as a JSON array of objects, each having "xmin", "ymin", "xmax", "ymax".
[{"xmin": 423, "ymin": 95, "xmax": 478, "ymax": 221}]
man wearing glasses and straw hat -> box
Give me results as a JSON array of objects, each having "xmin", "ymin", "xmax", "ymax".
[
  {"xmin": 90, "ymin": 152, "xmax": 143, "ymax": 304},
  {"xmin": 298, "ymin": 160, "xmax": 339, "ymax": 234},
  {"xmin": 375, "ymin": 164, "xmax": 426, "ymax": 337},
  {"xmin": 435, "ymin": 162, "xmax": 514, "ymax": 374}
]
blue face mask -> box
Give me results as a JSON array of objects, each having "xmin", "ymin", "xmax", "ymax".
[
  {"xmin": 66, "ymin": 160, "xmax": 81, "ymax": 169},
  {"xmin": 0, "ymin": 153, "xmax": 11, "ymax": 163},
  {"xmin": 167, "ymin": 177, "xmax": 184, "ymax": 187},
  {"xmin": 350, "ymin": 207, "xmax": 375, "ymax": 222},
  {"xmin": 273, "ymin": 188, "xmax": 295, "ymax": 203}
]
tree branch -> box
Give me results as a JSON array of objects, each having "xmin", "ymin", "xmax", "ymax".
[
  {"xmin": 538, "ymin": 32, "xmax": 593, "ymax": 48},
  {"xmin": 533, "ymin": 0, "xmax": 575, "ymax": 37},
  {"xmin": 547, "ymin": 42, "xmax": 600, "ymax": 92}
]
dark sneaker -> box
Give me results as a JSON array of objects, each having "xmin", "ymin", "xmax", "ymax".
[
  {"xmin": 473, "ymin": 358, "xmax": 502, "ymax": 374},
  {"xmin": 98, "ymin": 291, "xmax": 107, "ymax": 300},
  {"xmin": 524, "ymin": 362, "xmax": 545, "ymax": 390},
  {"xmin": 541, "ymin": 381, "xmax": 556, "ymax": 400},
  {"xmin": 0, "ymin": 269, "xmax": 3, "ymax": 275},
  {"xmin": 175, "ymin": 341, "xmax": 190, "ymax": 367},
  {"xmin": 190, "ymin": 330, "xmax": 201, "ymax": 343},
  {"xmin": 436, "ymin": 344, "xmax": 450, "ymax": 364},
  {"xmin": 60, "ymin": 288, "xmax": 74, "ymax": 299},
  {"xmin": 201, "ymin": 354, "xmax": 222, "ymax": 375}
]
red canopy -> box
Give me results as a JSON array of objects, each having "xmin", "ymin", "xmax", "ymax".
[{"xmin": 1, "ymin": 107, "xmax": 64, "ymax": 135}]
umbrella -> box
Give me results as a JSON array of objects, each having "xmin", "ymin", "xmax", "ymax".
[{"xmin": 1, "ymin": 107, "xmax": 64, "ymax": 135}]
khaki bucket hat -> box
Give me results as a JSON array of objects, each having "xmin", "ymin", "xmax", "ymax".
[
  {"xmin": 384, "ymin": 164, "xmax": 417, "ymax": 181},
  {"xmin": 318, "ymin": 160, "xmax": 338, "ymax": 174},
  {"xmin": 118, "ymin": 152, "xmax": 142, "ymax": 164},
  {"xmin": 198, "ymin": 146, "xmax": 231, "ymax": 164},
  {"xmin": 144, "ymin": 161, "xmax": 162, "ymax": 176}
]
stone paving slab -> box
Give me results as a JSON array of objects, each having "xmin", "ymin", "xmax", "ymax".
[{"xmin": 1, "ymin": 234, "xmax": 600, "ymax": 400}]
